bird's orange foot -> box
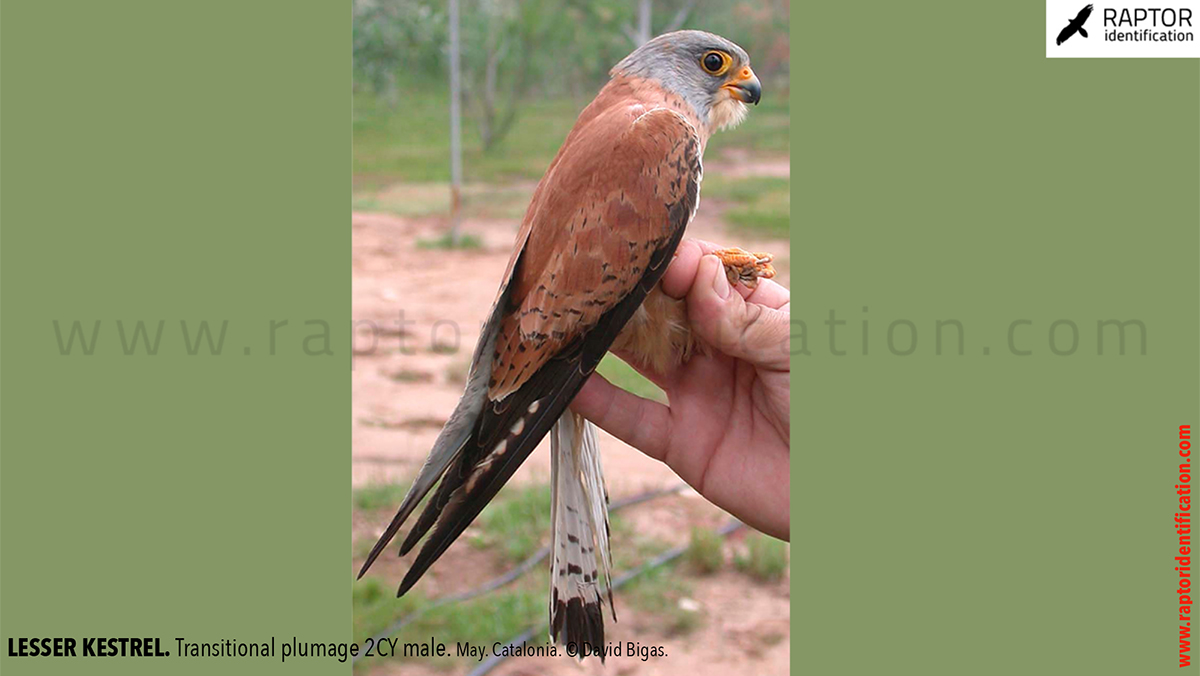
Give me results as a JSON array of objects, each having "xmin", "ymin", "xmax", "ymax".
[{"xmin": 713, "ymin": 247, "xmax": 776, "ymax": 289}]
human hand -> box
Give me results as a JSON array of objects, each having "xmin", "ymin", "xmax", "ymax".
[{"xmin": 571, "ymin": 239, "xmax": 790, "ymax": 540}]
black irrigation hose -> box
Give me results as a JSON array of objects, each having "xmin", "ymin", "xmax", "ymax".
[
  {"xmin": 467, "ymin": 519, "xmax": 746, "ymax": 676},
  {"xmin": 352, "ymin": 482, "xmax": 689, "ymax": 665}
]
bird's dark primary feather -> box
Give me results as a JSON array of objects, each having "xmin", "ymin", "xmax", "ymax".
[
  {"xmin": 396, "ymin": 220, "xmax": 689, "ymax": 597},
  {"xmin": 355, "ymin": 271, "xmax": 519, "ymax": 580}
]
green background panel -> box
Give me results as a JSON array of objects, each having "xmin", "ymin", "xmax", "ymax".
[
  {"xmin": 2, "ymin": 1, "xmax": 1197, "ymax": 675},
  {"xmin": 795, "ymin": 3, "xmax": 1197, "ymax": 675},
  {"xmin": 1, "ymin": 2, "xmax": 349, "ymax": 674}
]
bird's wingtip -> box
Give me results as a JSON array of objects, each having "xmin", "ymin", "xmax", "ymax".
[
  {"xmin": 396, "ymin": 574, "xmax": 418, "ymax": 598},
  {"xmin": 357, "ymin": 536, "xmax": 393, "ymax": 580}
]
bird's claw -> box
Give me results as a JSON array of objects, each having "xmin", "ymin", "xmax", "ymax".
[{"xmin": 713, "ymin": 247, "xmax": 776, "ymax": 289}]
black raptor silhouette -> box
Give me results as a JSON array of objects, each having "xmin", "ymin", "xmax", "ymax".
[{"xmin": 1057, "ymin": 4, "xmax": 1094, "ymax": 45}]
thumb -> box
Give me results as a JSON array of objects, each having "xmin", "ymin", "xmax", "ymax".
[{"xmin": 687, "ymin": 255, "xmax": 790, "ymax": 371}]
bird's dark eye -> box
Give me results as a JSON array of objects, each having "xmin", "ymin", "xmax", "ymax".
[{"xmin": 701, "ymin": 51, "xmax": 729, "ymax": 75}]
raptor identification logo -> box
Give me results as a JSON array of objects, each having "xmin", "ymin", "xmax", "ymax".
[{"xmin": 1046, "ymin": 0, "xmax": 1200, "ymax": 56}]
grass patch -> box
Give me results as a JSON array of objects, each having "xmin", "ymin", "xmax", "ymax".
[
  {"xmin": 684, "ymin": 527, "xmax": 725, "ymax": 575},
  {"xmin": 354, "ymin": 182, "xmax": 534, "ymax": 221},
  {"xmin": 352, "ymin": 485, "xmax": 549, "ymax": 667},
  {"xmin": 352, "ymin": 186, "xmax": 447, "ymax": 216},
  {"xmin": 411, "ymin": 586, "xmax": 542, "ymax": 657},
  {"xmin": 701, "ymin": 175, "xmax": 789, "ymax": 202},
  {"xmin": 352, "ymin": 577, "xmax": 543, "ymax": 669},
  {"xmin": 357, "ymin": 416, "xmax": 446, "ymax": 431},
  {"xmin": 624, "ymin": 562, "xmax": 702, "ymax": 636},
  {"xmin": 701, "ymin": 175, "xmax": 791, "ymax": 239},
  {"xmin": 736, "ymin": 533, "xmax": 789, "ymax": 582},
  {"xmin": 725, "ymin": 194, "xmax": 791, "ymax": 239},
  {"xmin": 352, "ymin": 535, "xmax": 379, "ymax": 562},
  {"xmin": 428, "ymin": 342, "xmax": 459, "ymax": 355},
  {"xmin": 416, "ymin": 231, "xmax": 483, "ymax": 251},
  {"xmin": 353, "ymin": 482, "xmax": 410, "ymax": 513},
  {"xmin": 608, "ymin": 512, "xmax": 672, "ymax": 573},
  {"xmin": 352, "ymin": 87, "xmax": 789, "ymax": 186},
  {"xmin": 386, "ymin": 369, "xmax": 433, "ymax": 384},
  {"xmin": 352, "ymin": 86, "xmax": 789, "ymax": 210},
  {"xmin": 354, "ymin": 89, "xmax": 582, "ymax": 185},
  {"xmin": 470, "ymin": 483, "xmax": 552, "ymax": 564},
  {"xmin": 352, "ymin": 577, "xmax": 425, "ymax": 646},
  {"xmin": 596, "ymin": 354, "xmax": 665, "ymax": 403}
]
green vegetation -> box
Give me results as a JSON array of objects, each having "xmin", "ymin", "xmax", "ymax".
[
  {"xmin": 352, "ymin": 577, "xmax": 543, "ymax": 669},
  {"xmin": 702, "ymin": 174, "xmax": 791, "ymax": 238},
  {"xmin": 596, "ymin": 353, "xmax": 665, "ymax": 403},
  {"xmin": 624, "ymin": 563, "xmax": 702, "ymax": 636},
  {"xmin": 613, "ymin": 516, "xmax": 707, "ymax": 637},
  {"xmin": 354, "ymin": 90, "xmax": 583, "ymax": 186},
  {"xmin": 351, "ymin": 484, "xmax": 720, "ymax": 666},
  {"xmin": 725, "ymin": 191, "xmax": 790, "ymax": 238},
  {"xmin": 354, "ymin": 88, "xmax": 789, "ymax": 188},
  {"xmin": 353, "ymin": 0, "xmax": 789, "ymax": 162},
  {"xmin": 735, "ymin": 533, "xmax": 789, "ymax": 582},
  {"xmin": 354, "ymin": 182, "xmax": 534, "ymax": 220},
  {"xmin": 684, "ymin": 526, "xmax": 725, "ymax": 575},
  {"xmin": 701, "ymin": 174, "xmax": 788, "ymax": 203},
  {"xmin": 352, "ymin": 482, "xmax": 550, "ymax": 668},
  {"xmin": 357, "ymin": 416, "xmax": 446, "ymax": 430},
  {"xmin": 353, "ymin": 482, "xmax": 411, "ymax": 512},
  {"xmin": 470, "ymin": 483, "xmax": 552, "ymax": 564},
  {"xmin": 352, "ymin": 577, "xmax": 426, "ymax": 647},
  {"xmin": 386, "ymin": 369, "xmax": 433, "ymax": 384},
  {"xmin": 353, "ymin": 87, "xmax": 790, "ymax": 227},
  {"xmin": 416, "ymin": 231, "xmax": 483, "ymax": 251},
  {"xmin": 428, "ymin": 341, "xmax": 459, "ymax": 355}
]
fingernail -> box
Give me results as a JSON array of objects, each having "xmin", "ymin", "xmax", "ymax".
[{"xmin": 710, "ymin": 258, "xmax": 730, "ymax": 299}]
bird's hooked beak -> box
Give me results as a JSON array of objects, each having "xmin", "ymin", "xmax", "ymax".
[{"xmin": 723, "ymin": 67, "xmax": 761, "ymax": 105}]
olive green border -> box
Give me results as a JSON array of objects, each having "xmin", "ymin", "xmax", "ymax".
[
  {"xmin": 1, "ymin": 3, "xmax": 350, "ymax": 674},
  {"xmin": 792, "ymin": 3, "xmax": 1199, "ymax": 674}
]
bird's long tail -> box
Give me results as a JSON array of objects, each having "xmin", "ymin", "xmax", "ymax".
[{"xmin": 549, "ymin": 411, "xmax": 614, "ymax": 659}]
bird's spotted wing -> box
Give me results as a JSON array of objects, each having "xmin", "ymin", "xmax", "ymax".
[
  {"xmin": 489, "ymin": 106, "xmax": 703, "ymax": 400},
  {"xmin": 387, "ymin": 105, "xmax": 703, "ymax": 597}
]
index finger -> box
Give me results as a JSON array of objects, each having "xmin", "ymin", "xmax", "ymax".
[{"xmin": 661, "ymin": 239, "xmax": 706, "ymax": 299}]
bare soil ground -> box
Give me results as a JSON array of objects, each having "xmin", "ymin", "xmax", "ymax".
[{"xmin": 351, "ymin": 160, "xmax": 790, "ymax": 675}]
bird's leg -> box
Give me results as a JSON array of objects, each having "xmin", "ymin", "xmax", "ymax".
[{"xmin": 712, "ymin": 247, "xmax": 776, "ymax": 289}]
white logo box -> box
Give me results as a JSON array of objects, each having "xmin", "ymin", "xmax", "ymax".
[{"xmin": 1047, "ymin": 1, "xmax": 1200, "ymax": 57}]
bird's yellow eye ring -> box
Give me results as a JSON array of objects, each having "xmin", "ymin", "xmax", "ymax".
[{"xmin": 700, "ymin": 51, "xmax": 730, "ymax": 76}]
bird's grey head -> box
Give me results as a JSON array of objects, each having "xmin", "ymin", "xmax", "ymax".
[{"xmin": 612, "ymin": 30, "xmax": 761, "ymax": 132}]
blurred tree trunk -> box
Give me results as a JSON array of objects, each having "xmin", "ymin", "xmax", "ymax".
[
  {"xmin": 470, "ymin": 4, "xmax": 536, "ymax": 153},
  {"xmin": 476, "ymin": 29, "xmax": 503, "ymax": 150},
  {"xmin": 622, "ymin": 0, "xmax": 694, "ymax": 46},
  {"xmin": 662, "ymin": 1, "xmax": 695, "ymax": 33},
  {"xmin": 636, "ymin": 0, "xmax": 651, "ymax": 44}
]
